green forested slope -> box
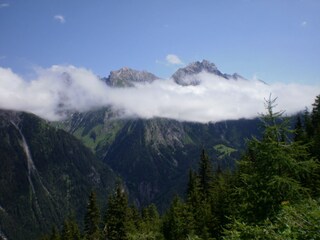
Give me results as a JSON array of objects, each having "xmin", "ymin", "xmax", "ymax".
[
  {"xmin": 0, "ymin": 110, "xmax": 118, "ymax": 240},
  {"xmin": 44, "ymin": 95, "xmax": 320, "ymax": 240},
  {"xmin": 58, "ymin": 109, "xmax": 261, "ymax": 210}
]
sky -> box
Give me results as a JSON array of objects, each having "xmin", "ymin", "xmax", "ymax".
[
  {"xmin": 0, "ymin": 0, "xmax": 320, "ymax": 122},
  {"xmin": 1, "ymin": 0, "xmax": 320, "ymax": 83}
]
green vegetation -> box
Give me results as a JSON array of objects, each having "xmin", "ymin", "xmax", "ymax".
[
  {"xmin": 2, "ymin": 94, "xmax": 320, "ymax": 240},
  {"xmin": 213, "ymin": 144, "xmax": 237, "ymax": 159},
  {"xmin": 84, "ymin": 191, "xmax": 101, "ymax": 240},
  {"xmin": 56, "ymin": 109, "xmax": 259, "ymax": 211},
  {"xmin": 43, "ymin": 95, "xmax": 320, "ymax": 239},
  {"xmin": 0, "ymin": 111, "xmax": 118, "ymax": 240}
]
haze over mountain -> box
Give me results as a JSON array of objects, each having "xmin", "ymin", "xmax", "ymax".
[{"xmin": 0, "ymin": 60, "xmax": 319, "ymax": 123}]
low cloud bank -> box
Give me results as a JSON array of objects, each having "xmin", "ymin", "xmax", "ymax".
[{"xmin": 0, "ymin": 65, "xmax": 319, "ymax": 122}]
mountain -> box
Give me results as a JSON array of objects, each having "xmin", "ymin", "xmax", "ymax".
[
  {"xmin": 103, "ymin": 67, "xmax": 159, "ymax": 87},
  {"xmin": 104, "ymin": 60, "xmax": 243, "ymax": 87},
  {"xmin": 172, "ymin": 59, "xmax": 245, "ymax": 86},
  {"xmin": 0, "ymin": 110, "xmax": 118, "ymax": 240},
  {"xmin": 54, "ymin": 60, "xmax": 261, "ymax": 210},
  {"xmin": 59, "ymin": 107, "xmax": 261, "ymax": 211}
]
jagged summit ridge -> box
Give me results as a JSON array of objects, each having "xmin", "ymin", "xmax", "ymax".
[
  {"xmin": 172, "ymin": 59, "xmax": 245, "ymax": 86},
  {"xmin": 102, "ymin": 60, "xmax": 246, "ymax": 88},
  {"xmin": 177, "ymin": 60, "xmax": 221, "ymax": 75},
  {"xmin": 104, "ymin": 67, "xmax": 159, "ymax": 87}
]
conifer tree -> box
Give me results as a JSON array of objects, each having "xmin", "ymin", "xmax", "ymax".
[
  {"xmin": 84, "ymin": 191, "xmax": 101, "ymax": 240},
  {"xmin": 162, "ymin": 196, "xmax": 191, "ymax": 240},
  {"xmin": 312, "ymin": 94, "xmax": 320, "ymax": 128},
  {"xmin": 61, "ymin": 217, "xmax": 81, "ymax": 240},
  {"xmin": 126, "ymin": 204, "xmax": 141, "ymax": 235},
  {"xmin": 235, "ymin": 97, "xmax": 318, "ymax": 222},
  {"xmin": 186, "ymin": 170, "xmax": 201, "ymax": 209},
  {"xmin": 104, "ymin": 184, "xmax": 129, "ymax": 240},
  {"xmin": 49, "ymin": 226, "xmax": 60, "ymax": 240},
  {"xmin": 61, "ymin": 220, "xmax": 72, "ymax": 240},
  {"xmin": 198, "ymin": 149, "xmax": 214, "ymax": 200},
  {"xmin": 304, "ymin": 107, "xmax": 314, "ymax": 138},
  {"xmin": 209, "ymin": 170, "xmax": 233, "ymax": 238},
  {"xmin": 294, "ymin": 115, "xmax": 305, "ymax": 142},
  {"xmin": 139, "ymin": 204, "xmax": 162, "ymax": 239},
  {"xmin": 69, "ymin": 220, "xmax": 81, "ymax": 240},
  {"xmin": 185, "ymin": 170, "xmax": 202, "ymax": 236},
  {"xmin": 311, "ymin": 94, "xmax": 320, "ymax": 161},
  {"xmin": 141, "ymin": 204, "xmax": 160, "ymax": 227}
]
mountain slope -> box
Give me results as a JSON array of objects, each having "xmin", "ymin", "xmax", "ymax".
[
  {"xmin": 0, "ymin": 110, "xmax": 118, "ymax": 240},
  {"xmin": 56, "ymin": 61, "xmax": 261, "ymax": 210},
  {"xmin": 60, "ymin": 110, "xmax": 261, "ymax": 210}
]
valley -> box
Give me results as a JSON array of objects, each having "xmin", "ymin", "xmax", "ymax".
[{"xmin": 0, "ymin": 60, "xmax": 318, "ymax": 239}]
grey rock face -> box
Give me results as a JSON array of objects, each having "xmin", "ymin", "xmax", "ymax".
[
  {"xmin": 104, "ymin": 67, "xmax": 159, "ymax": 87},
  {"xmin": 172, "ymin": 60, "xmax": 245, "ymax": 86},
  {"xmin": 223, "ymin": 73, "xmax": 245, "ymax": 80}
]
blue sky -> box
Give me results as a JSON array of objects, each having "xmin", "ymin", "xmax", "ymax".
[{"xmin": 0, "ymin": 0, "xmax": 320, "ymax": 84}]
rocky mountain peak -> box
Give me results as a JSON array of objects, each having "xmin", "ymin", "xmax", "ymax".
[
  {"xmin": 171, "ymin": 59, "xmax": 225, "ymax": 86},
  {"xmin": 103, "ymin": 60, "xmax": 247, "ymax": 88},
  {"xmin": 105, "ymin": 67, "xmax": 159, "ymax": 87},
  {"xmin": 187, "ymin": 59, "xmax": 219, "ymax": 73},
  {"xmin": 172, "ymin": 60, "xmax": 247, "ymax": 86}
]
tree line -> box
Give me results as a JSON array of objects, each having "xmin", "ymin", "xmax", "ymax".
[{"xmin": 41, "ymin": 95, "xmax": 320, "ymax": 240}]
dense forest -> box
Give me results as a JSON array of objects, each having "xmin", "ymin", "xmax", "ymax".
[{"xmin": 40, "ymin": 95, "xmax": 320, "ymax": 240}]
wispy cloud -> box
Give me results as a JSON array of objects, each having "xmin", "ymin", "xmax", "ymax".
[
  {"xmin": 54, "ymin": 15, "xmax": 65, "ymax": 23},
  {"xmin": 0, "ymin": 65, "xmax": 319, "ymax": 123},
  {"xmin": 166, "ymin": 54, "xmax": 183, "ymax": 65},
  {"xmin": 301, "ymin": 21, "xmax": 307, "ymax": 27},
  {"xmin": 0, "ymin": 56, "xmax": 6, "ymax": 60},
  {"xmin": 0, "ymin": 3, "xmax": 9, "ymax": 8}
]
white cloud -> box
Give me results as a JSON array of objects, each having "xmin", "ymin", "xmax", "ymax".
[
  {"xmin": 301, "ymin": 21, "xmax": 307, "ymax": 27},
  {"xmin": 54, "ymin": 15, "xmax": 65, "ymax": 23},
  {"xmin": 0, "ymin": 66, "xmax": 319, "ymax": 123},
  {"xmin": 166, "ymin": 54, "xmax": 183, "ymax": 65},
  {"xmin": 107, "ymin": 73, "xmax": 319, "ymax": 122},
  {"xmin": 0, "ymin": 66, "xmax": 108, "ymax": 120},
  {"xmin": 0, "ymin": 3, "xmax": 9, "ymax": 8}
]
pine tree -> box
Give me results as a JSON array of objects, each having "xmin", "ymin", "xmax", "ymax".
[
  {"xmin": 304, "ymin": 107, "xmax": 314, "ymax": 138},
  {"xmin": 61, "ymin": 220, "xmax": 73, "ymax": 240},
  {"xmin": 209, "ymin": 170, "xmax": 233, "ymax": 238},
  {"xmin": 223, "ymin": 199, "xmax": 320, "ymax": 239},
  {"xmin": 69, "ymin": 220, "xmax": 81, "ymax": 240},
  {"xmin": 311, "ymin": 94, "xmax": 320, "ymax": 161},
  {"xmin": 162, "ymin": 196, "xmax": 191, "ymax": 240},
  {"xmin": 186, "ymin": 167, "xmax": 218, "ymax": 239},
  {"xmin": 104, "ymin": 184, "xmax": 129, "ymax": 240},
  {"xmin": 61, "ymin": 217, "xmax": 81, "ymax": 240},
  {"xmin": 294, "ymin": 115, "xmax": 305, "ymax": 142},
  {"xmin": 139, "ymin": 204, "xmax": 162, "ymax": 239},
  {"xmin": 186, "ymin": 170, "xmax": 201, "ymax": 209},
  {"xmin": 126, "ymin": 204, "xmax": 141, "ymax": 236},
  {"xmin": 311, "ymin": 94, "xmax": 320, "ymax": 128},
  {"xmin": 198, "ymin": 149, "xmax": 214, "ymax": 200},
  {"xmin": 235, "ymin": 97, "xmax": 318, "ymax": 222},
  {"xmin": 84, "ymin": 191, "xmax": 101, "ymax": 240},
  {"xmin": 185, "ymin": 170, "xmax": 201, "ymax": 236},
  {"xmin": 49, "ymin": 226, "xmax": 60, "ymax": 240},
  {"xmin": 141, "ymin": 204, "xmax": 160, "ymax": 226}
]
